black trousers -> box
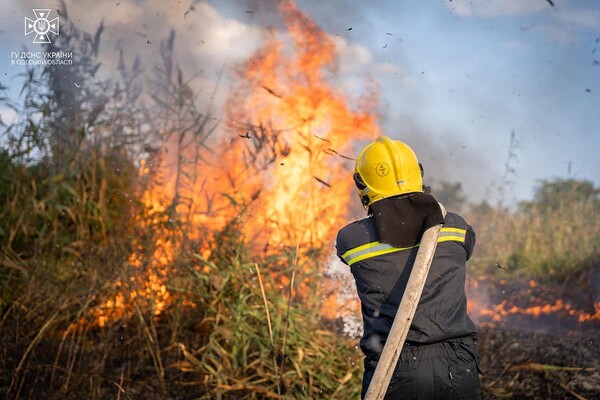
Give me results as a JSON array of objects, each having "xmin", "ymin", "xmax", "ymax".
[{"xmin": 361, "ymin": 338, "xmax": 481, "ymax": 400}]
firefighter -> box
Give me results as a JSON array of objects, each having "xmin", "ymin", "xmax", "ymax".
[{"xmin": 336, "ymin": 136, "xmax": 481, "ymax": 399}]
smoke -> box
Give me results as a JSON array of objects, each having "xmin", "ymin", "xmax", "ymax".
[
  {"xmin": 382, "ymin": 115, "xmax": 499, "ymax": 205},
  {"xmin": 4, "ymin": 0, "xmax": 265, "ymax": 113},
  {"xmin": 3, "ymin": 0, "xmax": 511, "ymax": 206}
]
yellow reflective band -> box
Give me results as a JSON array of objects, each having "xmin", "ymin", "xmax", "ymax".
[
  {"xmin": 342, "ymin": 241, "xmax": 418, "ymax": 266},
  {"xmin": 438, "ymin": 235, "xmax": 466, "ymax": 243},
  {"xmin": 439, "ymin": 227, "xmax": 466, "ymax": 243},
  {"xmin": 348, "ymin": 245, "xmax": 418, "ymax": 265},
  {"xmin": 440, "ymin": 227, "xmax": 466, "ymax": 234},
  {"xmin": 341, "ymin": 241, "xmax": 386, "ymax": 259},
  {"xmin": 342, "ymin": 228, "xmax": 467, "ymax": 266}
]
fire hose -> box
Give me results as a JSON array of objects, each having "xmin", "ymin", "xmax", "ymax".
[{"xmin": 364, "ymin": 203, "xmax": 447, "ymax": 400}]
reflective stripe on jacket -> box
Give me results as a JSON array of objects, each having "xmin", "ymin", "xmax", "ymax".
[{"xmin": 336, "ymin": 211, "xmax": 477, "ymax": 364}]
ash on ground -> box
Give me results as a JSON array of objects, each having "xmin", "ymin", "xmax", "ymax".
[{"xmin": 478, "ymin": 326, "xmax": 599, "ymax": 399}]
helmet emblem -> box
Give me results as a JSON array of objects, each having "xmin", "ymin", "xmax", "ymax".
[{"xmin": 375, "ymin": 162, "xmax": 390, "ymax": 176}]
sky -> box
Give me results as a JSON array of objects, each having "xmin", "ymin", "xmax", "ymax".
[{"xmin": 1, "ymin": 0, "xmax": 599, "ymax": 205}]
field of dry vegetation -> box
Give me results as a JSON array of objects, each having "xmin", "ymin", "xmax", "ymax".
[{"xmin": 1, "ymin": 8, "xmax": 599, "ymax": 400}]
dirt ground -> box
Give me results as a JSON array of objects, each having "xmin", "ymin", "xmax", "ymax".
[
  {"xmin": 470, "ymin": 264, "xmax": 600, "ymax": 399},
  {"xmin": 478, "ymin": 326, "xmax": 599, "ymax": 399}
]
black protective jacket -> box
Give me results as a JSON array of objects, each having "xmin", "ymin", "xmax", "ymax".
[{"xmin": 336, "ymin": 210, "xmax": 477, "ymax": 365}]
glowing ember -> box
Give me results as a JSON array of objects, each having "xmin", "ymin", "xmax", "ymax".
[
  {"xmin": 466, "ymin": 276, "xmax": 600, "ymax": 334},
  {"xmin": 472, "ymin": 299, "xmax": 600, "ymax": 324}
]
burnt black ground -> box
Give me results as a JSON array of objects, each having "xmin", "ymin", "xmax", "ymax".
[{"xmin": 478, "ymin": 326, "xmax": 600, "ymax": 400}]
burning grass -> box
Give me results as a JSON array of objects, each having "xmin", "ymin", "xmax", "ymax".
[
  {"xmin": 0, "ymin": 243, "xmax": 364, "ymax": 399},
  {"xmin": 467, "ymin": 272, "xmax": 600, "ymax": 335},
  {"xmin": 2, "ymin": 231, "xmax": 599, "ymax": 399},
  {"xmin": 1, "ymin": 1, "xmax": 599, "ymax": 398}
]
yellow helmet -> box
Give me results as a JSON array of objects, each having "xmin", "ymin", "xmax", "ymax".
[{"xmin": 353, "ymin": 136, "xmax": 423, "ymax": 206}]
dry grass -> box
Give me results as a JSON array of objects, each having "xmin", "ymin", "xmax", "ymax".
[
  {"xmin": 2, "ymin": 13, "xmax": 597, "ymax": 398},
  {"xmin": 0, "ymin": 246, "xmax": 363, "ymax": 399},
  {"xmin": 466, "ymin": 188, "xmax": 600, "ymax": 279}
]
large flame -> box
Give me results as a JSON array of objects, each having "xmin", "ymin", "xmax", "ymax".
[
  {"xmin": 81, "ymin": 0, "xmax": 599, "ymax": 334},
  {"xmin": 82, "ymin": 0, "xmax": 379, "ymax": 328},
  {"xmin": 227, "ymin": 0, "xmax": 379, "ymax": 251}
]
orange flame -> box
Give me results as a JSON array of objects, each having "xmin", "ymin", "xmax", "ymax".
[
  {"xmin": 227, "ymin": 0, "xmax": 379, "ymax": 251},
  {"xmin": 83, "ymin": 0, "xmax": 600, "ymax": 331},
  {"xmin": 82, "ymin": 0, "xmax": 380, "ymax": 328},
  {"xmin": 466, "ymin": 277, "xmax": 600, "ymax": 333}
]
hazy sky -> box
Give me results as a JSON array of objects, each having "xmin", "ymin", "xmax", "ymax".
[{"xmin": 1, "ymin": 0, "xmax": 599, "ymax": 204}]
